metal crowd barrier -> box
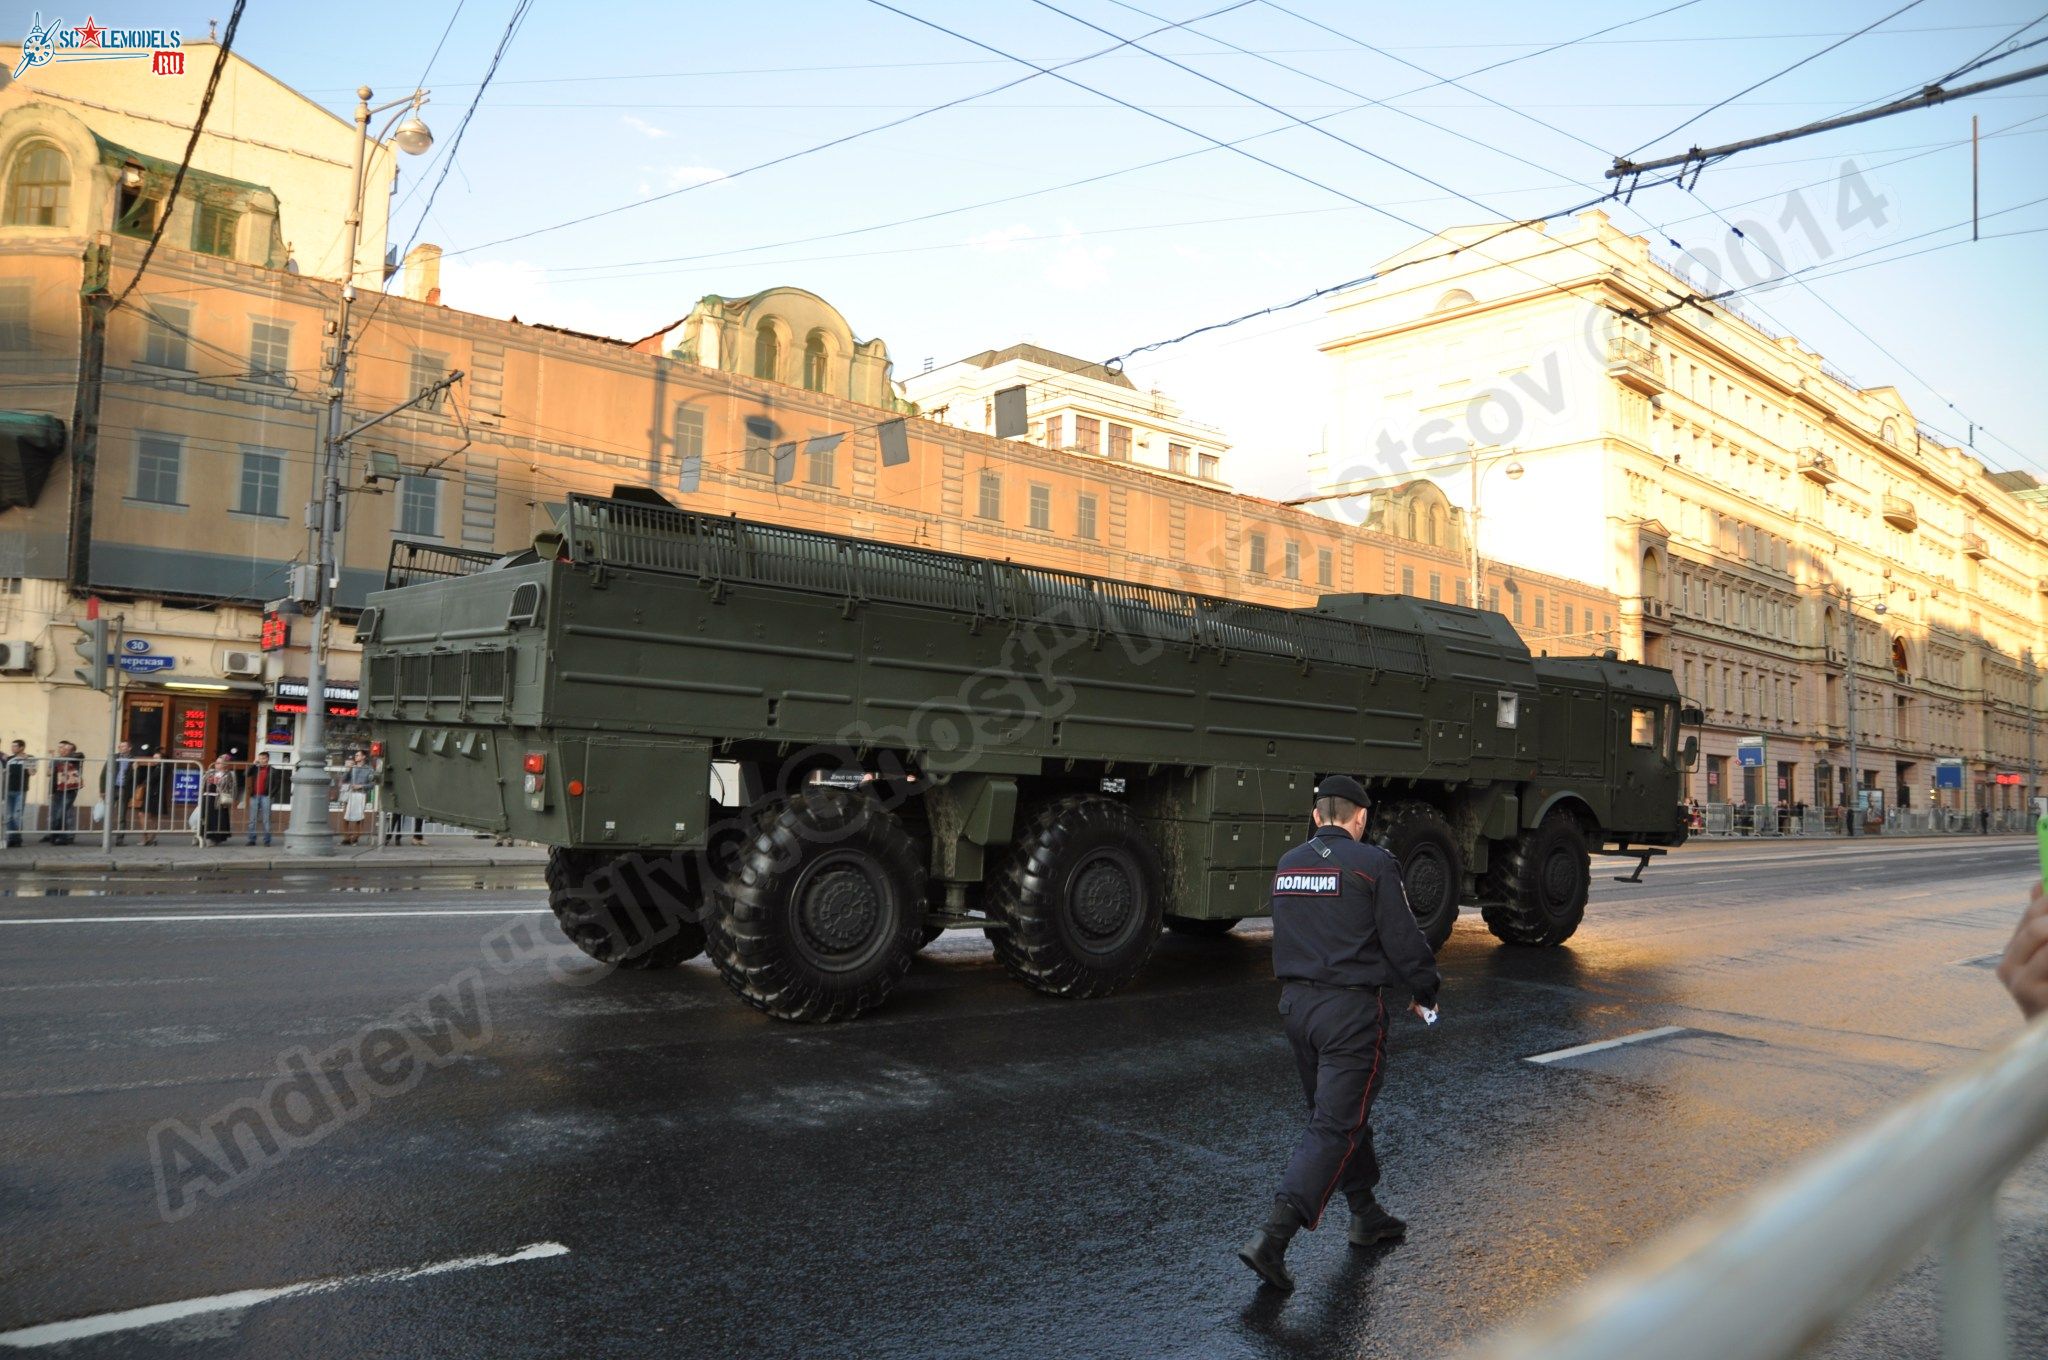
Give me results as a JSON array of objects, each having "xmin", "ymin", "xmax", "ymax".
[
  {"xmin": 3, "ymin": 755, "xmax": 513, "ymax": 848},
  {"xmin": 1689, "ymin": 800, "xmax": 2029, "ymax": 839},
  {"xmin": 1457, "ymin": 1013, "xmax": 2048, "ymax": 1360}
]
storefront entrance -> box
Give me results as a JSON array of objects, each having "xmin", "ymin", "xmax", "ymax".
[{"xmin": 123, "ymin": 691, "xmax": 259, "ymax": 763}]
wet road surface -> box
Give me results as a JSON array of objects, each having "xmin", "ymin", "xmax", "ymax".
[{"xmin": 0, "ymin": 839, "xmax": 2040, "ymax": 1358}]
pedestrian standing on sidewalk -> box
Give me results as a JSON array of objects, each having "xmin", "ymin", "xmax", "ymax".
[
  {"xmin": 131, "ymin": 753, "xmax": 170, "ymax": 845},
  {"xmin": 200, "ymin": 755, "xmax": 239, "ymax": 846},
  {"xmin": 3, "ymin": 740, "xmax": 30, "ymax": 849},
  {"xmin": 1981, "ymin": 806, "xmax": 1992, "ymax": 836},
  {"xmin": 243, "ymin": 752, "xmax": 276, "ymax": 846},
  {"xmin": 103, "ymin": 741, "xmax": 134, "ymax": 845},
  {"xmin": 341, "ymin": 750, "xmax": 374, "ymax": 845},
  {"xmin": 47, "ymin": 741, "xmax": 83, "ymax": 845},
  {"xmin": 1238, "ymin": 775, "xmax": 1441, "ymax": 1293}
]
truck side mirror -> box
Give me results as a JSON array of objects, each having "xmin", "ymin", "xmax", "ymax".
[
  {"xmin": 1681, "ymin": 736, "xmax": 1699, "ymax": 770},
  {"xmin": 1679, "ymin": 705, "xmax": 1704, "ymax": 727}
]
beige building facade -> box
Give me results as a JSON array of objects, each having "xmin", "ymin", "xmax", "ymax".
[{"xmin": 1315, "ymin": 210, "xmax": 2046, "ymax": 817}]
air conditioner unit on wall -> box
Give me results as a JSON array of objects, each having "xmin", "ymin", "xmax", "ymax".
[
  {"xmin": 0, "ymin": 641, "xmax": 34, "ymax": 674},
  {"xmin": 221, "ymin": 650, "xmax": 262, "ymax": 678}
]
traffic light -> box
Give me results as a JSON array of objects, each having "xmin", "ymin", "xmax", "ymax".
[{"xmin": 73, "ymin": 618, "xmax": 108, "ymax": 691}]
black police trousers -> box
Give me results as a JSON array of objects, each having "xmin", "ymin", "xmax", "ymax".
[{"xmin": 1275, "ymin": 981, "xmax": 1389, "ymax": 1228}]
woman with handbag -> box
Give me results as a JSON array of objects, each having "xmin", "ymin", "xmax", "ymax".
[{"xmin": 341, "ymin": 750, "xmax": 374, "ymax": 845}]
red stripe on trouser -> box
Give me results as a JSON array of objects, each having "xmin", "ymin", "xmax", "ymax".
[{"xmin": 1310, "ymin": 990, "xmax": 1386, "ymax": 1230}]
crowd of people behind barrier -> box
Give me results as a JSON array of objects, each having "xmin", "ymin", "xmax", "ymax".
[
  {"xmin": 2, "ymin": 742, "xmax": 485, "ymax": 849},
  {"xmin": 1683, "ymin": 798, "xmax": 2033, "ymax": 838}
]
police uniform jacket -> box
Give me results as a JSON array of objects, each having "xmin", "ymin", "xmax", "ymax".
[{"xmin": 1270, "ymin": 825, "xmax": 1440, "ymax": 1005}]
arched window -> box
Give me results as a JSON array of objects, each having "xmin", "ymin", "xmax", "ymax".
[
  {"xmin": 1881, "ymin": 418, "xmax": 1898, "ymax": 445},
  {"xmin": 1405, "ymin": 502, "xmax": 1419, "ymax": 540},
  {"xmin": 1890, "ymin": 636, "xmax": 1910, "ymax": 677},
  {"xmin": 1640, "ymin": 549, "xmax": 1663, "ymax": 603},
  {"xmin": 803, "ymin": 329, "xmax": 830, "ymax": 392},
  {"xmin": 1434, "ymin": 288, "xmax": 1476, "ymax": 312},
  {"xmin": 753, "ymin": 321, "xmax": 780, "ymax": 382},
  {"xmin": 5, "ymin": 141, "xmax": 71, "ymax": 227},
  {"xmin": 1426, "ymin": 505, "xmax": 1443, "ymax": 547}
]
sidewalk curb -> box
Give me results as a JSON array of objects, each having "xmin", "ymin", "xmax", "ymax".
[{"xmin": 1678, "ymin": 832, "xmax": 2029, "ymax": 850}]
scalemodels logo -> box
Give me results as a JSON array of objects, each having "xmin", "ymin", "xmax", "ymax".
[{"xmin": 12, "ymin": 12, "xmax": 187, "ymax": 82}]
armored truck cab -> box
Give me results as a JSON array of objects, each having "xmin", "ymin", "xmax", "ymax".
[{"xmin": 363, "ymin": 495, "xmax": 1692, "ymax": 1022}]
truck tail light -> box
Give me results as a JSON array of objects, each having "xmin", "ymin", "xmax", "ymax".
[{"xmin": 523, "ymin": 752, "xmax": 546, "ymax": 774}]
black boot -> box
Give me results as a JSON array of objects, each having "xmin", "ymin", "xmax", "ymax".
[
  {"xmin": 1238, "ymin": 1198, "xmax": 1302, "ymax": 1291},
  {"xmin": 1347, "ymin": 1194, "xmax": 1406, "ymax": 1247}
]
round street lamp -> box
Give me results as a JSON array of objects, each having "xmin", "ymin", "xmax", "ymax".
[{"xmin": 392, "ymin": 114, "xmax": 434, "ymax": 156}]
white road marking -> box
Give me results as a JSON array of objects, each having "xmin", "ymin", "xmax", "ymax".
[
  {"xmin": 1685, "ymin": 878, "xmax": 1741, "ymax": 887},
  {"xmin": 0, "ymin": 976, "xmax": 215, "ymax": 992},
  {"xmin": 1526, "ymin": 1025, "xmax": 1690, "ymax": 1065},
  {"xmin": 0, "ymin": 1242, "xmax": 569, "ymax": 1348},
  {"xmin": 0, "ymin": 908, "xmax": 550, "ymax": 926}
]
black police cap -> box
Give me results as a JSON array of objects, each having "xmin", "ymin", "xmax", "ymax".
[{"xmin": 1313, "ymin": 774, "xmax": 1369, "ymax": 806}]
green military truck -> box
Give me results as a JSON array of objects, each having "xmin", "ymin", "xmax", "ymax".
[{"xmin": 360, "ymin": 492, "xmax": 1694, "ymax": 1023}]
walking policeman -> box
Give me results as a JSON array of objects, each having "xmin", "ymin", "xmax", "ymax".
[{"xmin": 1239, "ymin": 775, "xmax": 1441, "ymax": 1292}]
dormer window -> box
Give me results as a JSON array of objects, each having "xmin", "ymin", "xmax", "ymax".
[{"xmin": 4, "ymin": 141, "xmax": 70, "ymax": 227}]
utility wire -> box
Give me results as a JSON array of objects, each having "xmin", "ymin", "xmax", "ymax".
[
  {"xmin": 108, "ymin": 0, "xmax": 247, "ymax": 311},
  {"xmin": 435, "ymin": 1, "xmax": 1256, "ymax": 261},
  {"xmin": 1620, "ymin": 0, "xmax": 1926, "ymax": 160}
]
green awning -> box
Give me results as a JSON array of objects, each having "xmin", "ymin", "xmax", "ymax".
[{"xmin": 0, "ymin": 411, "xmax": 66, "ymax": 509}]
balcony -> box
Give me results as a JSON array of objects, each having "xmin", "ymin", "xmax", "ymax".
[
  {"xmin": 1962, "ymin": 531, "xmax": 1988, "ymax": 560},
  {"xmin": 1606, "ymin": 337, "xmax": 1665, "ymax": 396},
  {"xmin": 1797, "ymin": 447, "xmax": 1839, "ymax": 485},
  {"xmin": 1882, "ymin": 493, "xmax": 1918, "ymax": 532}
]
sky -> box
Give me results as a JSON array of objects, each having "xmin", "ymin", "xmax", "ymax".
[{"xmin": 84, "ymin": 0, "xmax": 2048, "ymax": 500}]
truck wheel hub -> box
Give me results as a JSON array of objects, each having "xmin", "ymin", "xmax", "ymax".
[
  {"xmin": 1070, "ymin": 854, "xmax": 1136, "ymax": 939},
  {"xmin": 798, "ymin": 861, "xmax": 881, "ymax": 955},
  {"xmin": 1541, "ymin": 848, "xmax": 1578, "ymax": 903}
]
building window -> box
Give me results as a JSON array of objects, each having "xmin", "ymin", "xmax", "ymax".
[
  {"xmin": 1073, "ymin": 415, "xmax": 1101, "ymax": 454},
  {"xmin": 399, "ymin": 475, "xmax": 441, "ymax": 537},
  {"xmin": 803, "ymin": 330, "xmax": 829, "ymax": 392},
  {"xmin": 237, "ymin": 449, "xmax": 282, "ymax": 517},
  {"xmin": 754, "ymin": 321, "xmax": 780, "ymax": 382},
  {"xmin": 1317, "ymin": 548, "xmax": 1332, "ymax": 587},
  {"xmin": 114, "ymin": 169, "xmax": 163, "ymax": 239},
  {"xmin": 1401, "ymin": 566, "xmax": 1415, "ymax": 595},
  {"xmin": 743, "ymin": 441, "xmax": 773, "ymax": 475},
  {"xmin": 0, "ymin": 282, "xmax": 28, "ymax": 350},
  {"xmin": 673, "ymin": 404, "xmax": 705, "ymax": 462},
  {"xmin": 133, "ymin": 433, "xmax": 181, "ymax": 504},
  {"xmin": 4, "ymin": 142, "xmax": 70, "ymax": 227},
  {"xmin": 143, "ymin": 303, "xmax": 190, "ymax": 369},
  {"xmin": 1250, "ymin": 533, "xmax": 1268, "ymax": 575},
  {"xmin": 806, "ymin": 438, "xmax": 836, "ymax": 487},
  {"xmin": 1565, "ymin": 604, "xmax": 1576, "ymax": 636},
  {"xmin": 977, "ymin": 470, "xmax": 1001, "ymax": 520},
  {"xmin": 1511, "ymin": 592, "xmax": 1523, "ymax": 624},
  {"xmin": 248, "ymin": 320, "xmax": 290, "ymax": 385},
  {"xmin": 405, "ymin": 349, "xmax": 448, "ymax": 410},
  {"xmin": 1428, "ymin": 572, "xmax": 1441, "ymax": 601},
  {"xmin": 1044, "ymin": 413, "xmax": 1065, "ymax": 448},
  {"xmin": 1107, "ymin": 424, "xmax": 1131, "ymax": 461},
  {"xmin": 1283, "ymin": 541, "xmax": 1300, "ymax": 580},
  {"xmin": 1028, "ymin": 483, "xmax": 1050, "ymax": 530},
  {"xmin": 1168, "ymin": 442, "xmax": 1190, "ymax": 475},
  {"xmin": 1076, "ymin": 493, "xmax": 1098, "ymax": 540},
  {"xmin": 1535, "ymin": 597, "xmax": 1547, "ymax": 630},
  {"xmin": 1488, "ymin": 587, "xmax": 1500, "ymax": 612},
  {"xmin": 1456, "ymin": 581, "xmax": 1468, "ymax": 606},
  {"xmin": 1198, "ymin": 453, "xmax": 1220, "ymax": 480},
  {"xmin": 193, "ymin": 200, "xmax": 238, "ymax": 257}
]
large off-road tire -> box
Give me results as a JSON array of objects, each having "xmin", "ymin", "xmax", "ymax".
[
  {"xmin": 545, "ymin": 847, "xmax": 707, "ymax": 969},
  {"xmin": 1482, "ymin": 812, "xmax": 1591, "ymax": 947},
  {"xmin": 1370, "ymin": 800, "xmax": 1461, "ymax": 952},
  {"xmin": 705, "ymin": 789, "xmax": 927, "ymax": 1022},
  {"xmin": 1164, "ymin": 915, "xmax": 1241, "ymax": 938},
  {"xmin": 986, "ymin": 796, "xmax": 1165, "ymax": 999}
]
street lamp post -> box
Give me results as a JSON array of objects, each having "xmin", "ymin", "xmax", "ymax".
[
  {"xmin": 1842, "ymin": 591, "xmax": 1887, "ymax": 838},
  {"xmin": 1467, "ymin": 445, "xmax": 1524, "ymax": 609},
  {"xmin": 284, "ymin": 86, "xmax": 432, "ymax": 858}
]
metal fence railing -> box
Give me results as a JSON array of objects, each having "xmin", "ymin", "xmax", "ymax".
[
  {"xmin": 1457, "ymin": 1014, "xmax": 2048, "ymax": 1360},
  {"xmin": 2, "ymin": 755, "xmax": 509, "ymax": 849},
  {"xmin": 1688, "ymin": 801, "xmax": 2030, "ymax": 839}
]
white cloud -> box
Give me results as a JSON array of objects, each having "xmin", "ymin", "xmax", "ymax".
[
  {"xmin": 1042, "ymin": 225, "xmax": 1111, "ymax": 291},
  {"xmin": 621, "ymin": 114, "xmax": 670, "ymax": 139},
  {"xmin": 968, "ymin": 223, "xmax": 1034, "ymax": 254}
]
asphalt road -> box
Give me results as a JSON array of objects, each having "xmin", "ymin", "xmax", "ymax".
[{"xmin": 0, "ymin": 838, "xmax": 2040, "ymax": 1359}]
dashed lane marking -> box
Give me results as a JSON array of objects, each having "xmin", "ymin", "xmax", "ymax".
[
  {"xmin": 0, "ymin": 908, "xmax": 551, "ymax": 925},
  {"xmin": 0, "ymin": 1242, "xmax": 570, "ymax": 1348},
  {"xmin": 1526, "ymin": 1025, "xmax": 1690, "ymax": 1065}
]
